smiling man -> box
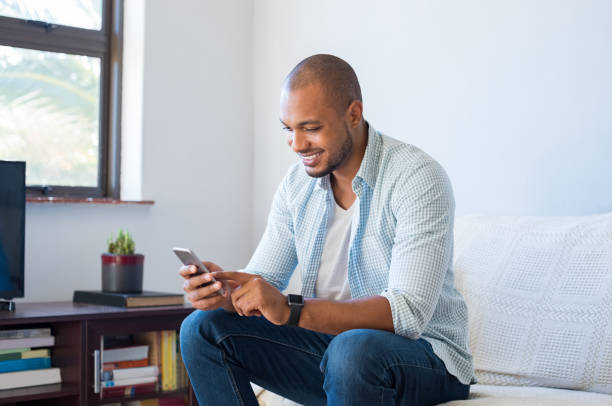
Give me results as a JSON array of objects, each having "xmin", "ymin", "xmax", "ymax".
[{"xmin": 179, "ymin": 54, "xmax": 474, "ymax": 406}]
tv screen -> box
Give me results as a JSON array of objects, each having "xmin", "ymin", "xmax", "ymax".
[{"xmin": 0, "ymin": 160, "xmax": 25, "ymax": 300}]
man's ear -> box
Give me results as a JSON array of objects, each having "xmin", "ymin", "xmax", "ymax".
[{"xmin": 346, "ymin": 100, "xmax": 363, "ymax": 128}]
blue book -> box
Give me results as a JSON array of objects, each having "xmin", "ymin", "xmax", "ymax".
[{"xmin": 0, "ymin": 357, "xmax": 51, "ymax": 373}]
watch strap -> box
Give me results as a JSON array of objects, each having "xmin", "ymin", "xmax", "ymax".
[{"xmin": 286, "ymin": 294, "xmax": 304, "ymax": 327}]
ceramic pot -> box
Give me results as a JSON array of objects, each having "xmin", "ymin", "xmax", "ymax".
[{"xmin": 101, "ymin": 254, "xmax": 144, "ymax": 293}]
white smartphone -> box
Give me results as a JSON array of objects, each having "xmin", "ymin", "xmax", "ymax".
[{"xmin": 173, "ymin": 247, "xmax": 225, "ymax": 295}]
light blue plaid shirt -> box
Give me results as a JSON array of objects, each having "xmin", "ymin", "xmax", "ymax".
[{"xmin": 247, "ymin": 123, "xmax": 475, "ymax": 385}]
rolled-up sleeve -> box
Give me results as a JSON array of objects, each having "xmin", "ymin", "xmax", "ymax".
[
  {"xmin": 380, "ymin": 160, "xmax": 454, "ymax": 339},
  {"xmin": 245, "ymin": 175, "xmax": 298, "ymax": 291}
]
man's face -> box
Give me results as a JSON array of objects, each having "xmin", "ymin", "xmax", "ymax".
[{"xmin": 280, "ymin": 83, "xmax": 353, "ymax": 178}]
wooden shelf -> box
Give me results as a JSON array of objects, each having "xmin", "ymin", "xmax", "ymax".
[
  {"xmin": 0, "ymin": 302, "xmax": 195, "ymax": 406},
  {"xmin": 1, "ymin": 301, "xmax": 192, "ymax": 325},
  {"xmin": 26, "ymin": 196, "xmax": 154, "ymax": 205},
  {"xmin": 100, "ymin": 389, "xmax": 188, "ymax": 404},
  {"xmin": 0, "ymin": 383, "xmax": 79, "ymax": 403}
]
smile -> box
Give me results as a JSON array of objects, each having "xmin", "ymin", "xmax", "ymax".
[
  {"xmin": 300, "ymin": 151, "xmax": 322, "ymax": 166},
  {"xmin": 301, "ymin": 152, "xmax": 322, "ymax": 159}
]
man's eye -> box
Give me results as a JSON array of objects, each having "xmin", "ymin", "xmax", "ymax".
[
  {"xmin": 282, "ymin": 127, "xmax": 292, "ymax": 133},
  {"xmin": 304, "ymin": 127, "xmax": 321, "ymax": 132}
]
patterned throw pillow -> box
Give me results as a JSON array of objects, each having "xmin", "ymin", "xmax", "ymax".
[{"xmin": 453, "ymin": 213, "xmax": 612, "ymax": 394}]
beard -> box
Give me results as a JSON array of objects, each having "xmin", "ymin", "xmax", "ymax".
[{"xmin": 305, "ymin": 122, "xmax": 353, "ymax": 178}]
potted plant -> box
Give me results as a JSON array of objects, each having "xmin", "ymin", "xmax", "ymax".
[{"xmin": 101, "ymin": 230, "xmax": 144, "ymax": 293}]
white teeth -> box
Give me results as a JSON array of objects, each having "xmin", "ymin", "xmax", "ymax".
[{"xmin": 302, "ymin": 152, "xmax": 321, "ymax": 159}]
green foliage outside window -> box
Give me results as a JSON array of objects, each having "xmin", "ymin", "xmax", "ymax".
[{"xmin": 0, "ymin": 0, "xmax": 103, "ymax": 187}]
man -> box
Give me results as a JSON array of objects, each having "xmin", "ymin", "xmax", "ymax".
[{"xmin": 179, "ymin": 54, "xmax": 474, "ymax": 406}]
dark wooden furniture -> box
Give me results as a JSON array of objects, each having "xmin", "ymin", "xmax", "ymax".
[{"xmin": 0, "ymin": 301, "xmax": 196, "ymax": 406}]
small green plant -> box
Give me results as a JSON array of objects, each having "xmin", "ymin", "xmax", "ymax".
[{"xmin": 107, "ymin": 229, "xmax": 136, "ymax": 255}]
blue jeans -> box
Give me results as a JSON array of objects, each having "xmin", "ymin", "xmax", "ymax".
[{"xmin": 180, "ymin": 309, "xmax": 469, "ymax": 406}]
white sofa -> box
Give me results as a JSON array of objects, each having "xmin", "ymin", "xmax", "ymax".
[
  {"xmin": 441, "ymin": 213, "xmax": 612, "ymax": 405},
  {"xmin": 257, "ymin": 213, "xmax": 612, "ymax": 405}
]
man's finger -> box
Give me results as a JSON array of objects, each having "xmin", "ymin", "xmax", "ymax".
[
  {"xmin": 230, "ymin": 281, "xmax": 249, "ymax": 304},
  {"xmin": 233, "ymin": 295, "xmax": 253, "ymax": 317},
  {"xmin": 183, "ymin": 272, "xmax": 214, "ymax": 291},
  {"xmin": 202, "ymin": 261, "xmax": 224, "ymax": 273},
  {"xmin": 187, "ymin": 281, "xmax": 223, "ymax": 301},
  {"xmin": 191, "ymin": 294, "xmax": 225, "ymax": 311},
  {"xmin": 225, "ymin": 280, "xmax": 240, "ymax": 292},
  {"xmin": 178, "ymin": 265, "xmax": 197, "ymax": 278},
  {"xmin": 232, "ymin": 295, "xmax": 245, "ymax": 316},
  {"xmin": 227, "ymin": 280, "xmax": 240, "ymax": 289},
  {"xmin": 213, "ymin": 271, "xmax": 257, "ymax": 284}
]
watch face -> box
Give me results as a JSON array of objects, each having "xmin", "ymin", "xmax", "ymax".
[{"xmin": 288, "ymin": 294, "xmax": 304, "ymax": 305}]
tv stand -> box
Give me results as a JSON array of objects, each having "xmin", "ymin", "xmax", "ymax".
[
  {"xmin": 0, "ymin": 300, "xmax": 16, "ymax": 311},
  {"xmin": 0, "ymin": 301, "xmax": 196, "ymax": 405}
]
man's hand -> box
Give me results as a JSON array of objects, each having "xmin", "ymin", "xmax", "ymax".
[
  {"xmin": 179, "ymin": 261, "xmax": 237, "ymax": 312},
  {"xmin": 213, "ymin": 271, "xmax": 290, "ymax": 325}
]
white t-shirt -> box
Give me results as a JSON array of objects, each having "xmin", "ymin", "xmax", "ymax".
[{"xmin": 314, "ymin": 200, "xmax": 354, "ymax": 301}]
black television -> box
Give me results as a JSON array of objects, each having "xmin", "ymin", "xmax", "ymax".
[{"xmin": 0, "ymin": 160, "xmax": 25, "ymax": 308}]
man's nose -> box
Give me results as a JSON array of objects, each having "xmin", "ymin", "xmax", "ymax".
[{"xmin": 291, "ymin": 130, "xmax": 308, "ymax": 153}]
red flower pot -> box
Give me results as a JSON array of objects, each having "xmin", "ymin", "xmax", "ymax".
[{"xmin": 101, "ymin": 254, "xmax": 144, "ymax": 293}]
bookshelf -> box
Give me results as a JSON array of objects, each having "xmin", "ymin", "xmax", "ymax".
[{"xmin": 0, "ymin": 302, "xmax": 196, "ymax": 406}]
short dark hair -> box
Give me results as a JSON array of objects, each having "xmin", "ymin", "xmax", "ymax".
[{"xmin": 284, "ymin": 54, "xmax": 362, "ymax": 114}]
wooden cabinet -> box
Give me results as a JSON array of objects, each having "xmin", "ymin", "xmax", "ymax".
[{"xmin": 0, "ymin": 302, "xmax": 196, "ymax": 406}]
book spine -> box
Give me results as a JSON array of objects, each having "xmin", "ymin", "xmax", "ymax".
[
  {"xmin": 170, "ymin": 330, "xmax": 177, "ymax": 391},
  {"xmin": 101, "ymin": 376, "xmax": 157, "ymax": 387},
  {"xmin": 0, "ymin": 357, "xmax": 51, "ymax": 373},
  {"xmin": 0, "ymin": 348, "xmax": 30, "ymax": 355},
  {"xmin": 154, "ymin": 331, "xmax": 161, "ymax": 376},
  {"xmin": 0, "ymin": 352, "xmax": 21, "ymax": 362},
  {"xmin": 103, "ymin": 365, "xmax": 159, "ymax": 381},
  {"xmin": 0, "ymin": 368, "xmax": 61, "ymax": 390},
  {"xmin": 176, "ymin": 336, "xmax": 187, "ymax": 389},
  {"xmin": 103, "ymin": 382, "xmax": 157, "ymax": 398},
  {"xmin": 0, "ymin": 336, "xmax": 55, "ymax": 350},
  {"xmin": 103, "ymin": 345, "xmax": 149, "ymax": 363},
  {"xmin": 103, "ymin": 358, "xmax": 148, "ymax": 371},
  {"xmin": 73, "ymin": 290, "xmax": 127, "ymax": 307},
  {"xmin": 161, "ymin": 331, "xmax": 169, "ymax": 391},
  {"xmin": 0, "ymin": 328, "xmax": 51, "ymax": 339},
  {"xmin": 22, "ymin": 349, "xmax": 51, "ymax": 359},
  {"xmin": 0, "ymin": 349, "xmax": 51, "ymax": 362},
  {"xmin": 161, "ymin": 330, "xmax": 177, "ymax": 391}
]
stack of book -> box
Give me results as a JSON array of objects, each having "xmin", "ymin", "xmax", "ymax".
[
  {"xmin": 102, "ymin": 329, "xmax": 189, "ymax": 401},
  {"xmin": 134, "ymin": 330, "xmax": 188, "ymax": 393},
  {"xmin": 102, "ymin": 344, "xmax": 158, "ymax": 397},
  {"xmin": 0, "ymin": 328, "xmax": 61, "ymax": 390},
  {"xmin": 74, "ymin": 290, "xmax": 185, "ymax": 308}
]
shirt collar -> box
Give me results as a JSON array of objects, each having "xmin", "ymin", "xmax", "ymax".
[
  {"xmin": 352, "ymin": 122, "xmax": 380, "ymax": 192},
  {"xmin": 316, "ymin": 121, "xmax": 381, "ymax": 193}
]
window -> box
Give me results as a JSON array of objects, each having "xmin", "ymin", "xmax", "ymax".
[{"xmin": 0, "ymin": 0, "xmax": 122, "ymax": 198}]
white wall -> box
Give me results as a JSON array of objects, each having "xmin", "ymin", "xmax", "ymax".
[
  {"xmin": 16, "ymin": 0, "xmax": 612, "ymax": 302},
  {"xmin": 252, "ymin": 0, "xmax": 612, "ymax": 243},
  {"xmin": 19, "ymin": 0, "xmax": 254, "ymax": 302}
]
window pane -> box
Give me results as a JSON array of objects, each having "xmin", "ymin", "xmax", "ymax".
[
  {"xmin": 0, "ymin": 0, "xmax": 102, "ymax": 30},
  {"xmin": 0, "ymin": 45, "xmax": 100, "ymax": 187}
]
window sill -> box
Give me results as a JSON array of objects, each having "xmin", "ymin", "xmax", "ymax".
[{"xmin": 26, "ymin": 197, "xmax": 155, "ymax": 205}]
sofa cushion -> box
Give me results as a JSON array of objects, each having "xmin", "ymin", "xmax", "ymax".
[
  {"xmin": 252, "ymin": 383, "xmax": 301, "ymax": 406},
  {"xmin": 439, "ymin": 384, "xmax": 612, "ymax": 405},
  {"xmin": 453, "ymin": 213, "xmax": 612, "ymax": 394}
]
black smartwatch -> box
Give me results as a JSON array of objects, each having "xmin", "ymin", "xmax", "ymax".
[{"xmin": 286, "ymin": 294, "xmax": 304, "ymax": 327}]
